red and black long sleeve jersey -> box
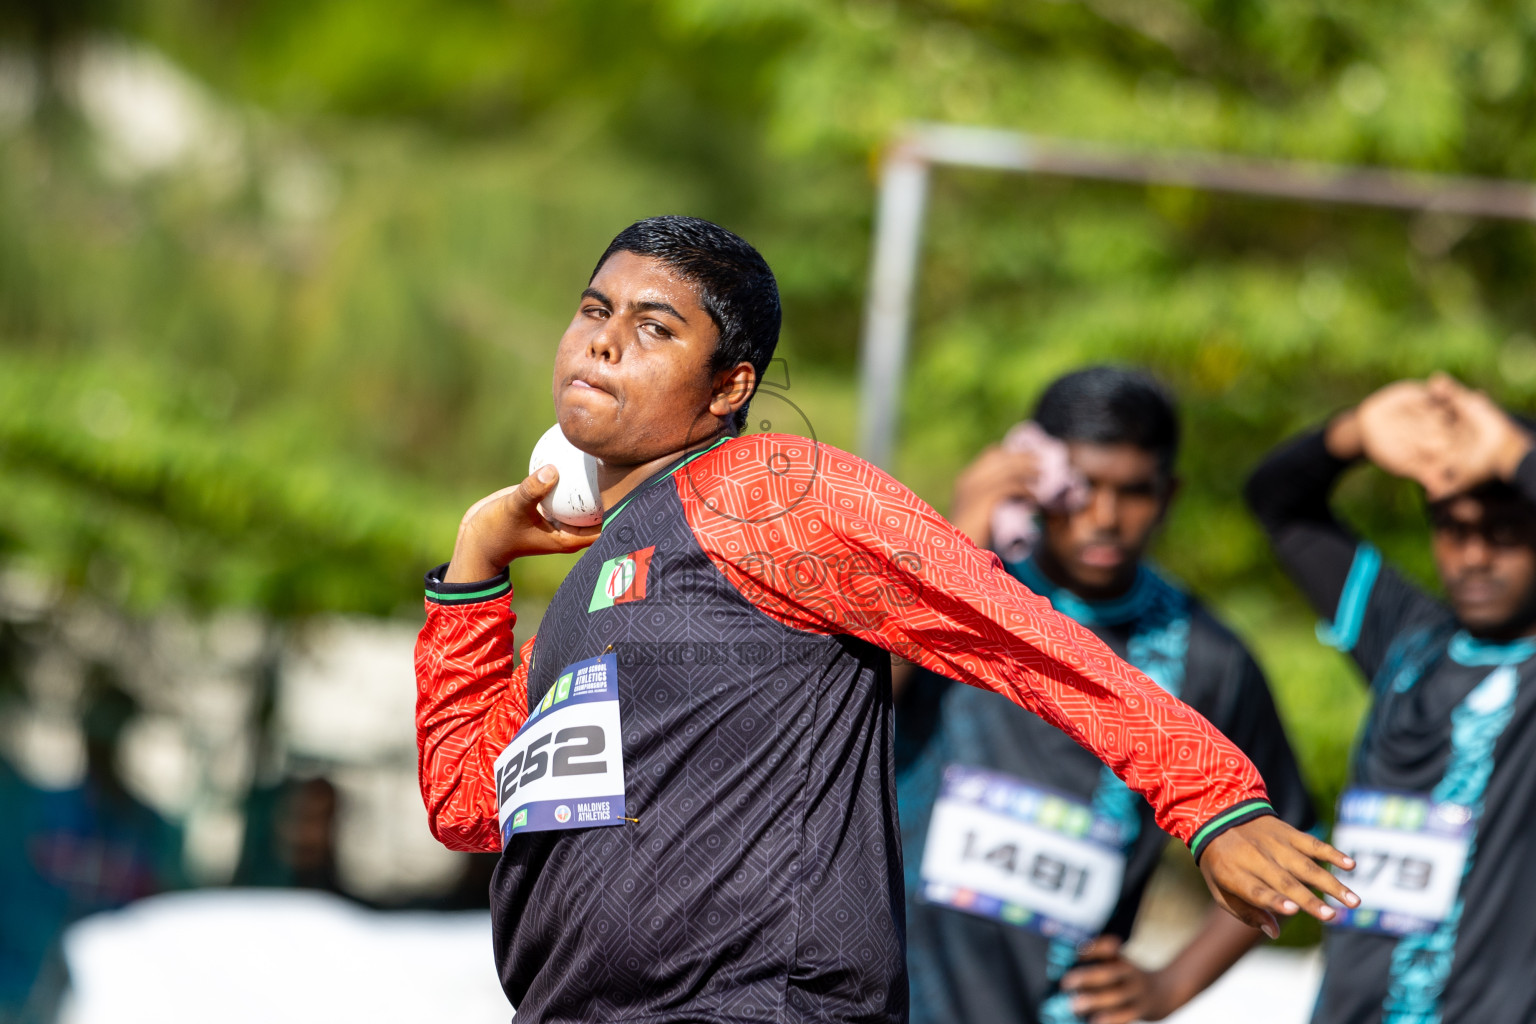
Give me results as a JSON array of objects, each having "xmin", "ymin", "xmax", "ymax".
[{"xmin": 416, "ymin": 434, "xmax": 1271, "ymax": 1024}]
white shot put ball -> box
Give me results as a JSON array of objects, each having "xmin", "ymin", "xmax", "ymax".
[{"xmin": 528, "ymin": 423, "xmax": 603, "ymax": 527}]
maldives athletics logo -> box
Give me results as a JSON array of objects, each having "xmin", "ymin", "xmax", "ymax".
[{"xmin": 588, "ymin": 546, "xmax": 655, "ymax": 612}]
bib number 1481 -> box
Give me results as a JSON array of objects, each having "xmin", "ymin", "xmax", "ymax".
[
  {"xmin": 958, "ymin": 830, "xmax": 1093, "ymax": 901},
  {"xmin": 919, "ymin": 765, "xmax": 1127, "ymax": 944}
]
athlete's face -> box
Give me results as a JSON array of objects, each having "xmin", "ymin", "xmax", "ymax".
[
  {"xmin": 553, "ymin": 251, "xmax": 752, "ymax": 466},
  {"xmin": 1431, "ymin": 493, "xmax": 1536, "ymax": 638},
  {"xmin": 1037, "ymin": 442, "xmax": 1174, "ymax": 599}
]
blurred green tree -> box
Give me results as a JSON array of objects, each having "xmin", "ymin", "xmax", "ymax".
[{"xmin": 4, "ymin": 0, "xmax": 1536, "ymax": 811}]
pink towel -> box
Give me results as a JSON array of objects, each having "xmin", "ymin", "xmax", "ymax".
[{"xmin": 990, "ymin": 422, "xmax": 1088, "ymax": 563}]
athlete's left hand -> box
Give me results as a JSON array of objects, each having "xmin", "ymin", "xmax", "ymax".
[
  {"xmin": 1199, "ymin": 816, "xmax": 1358, "ymax": 938},
  {"xmin": 1060, "ymin": 937, "xmax": 1176, "ymax": 1023},
  {"xmin": 1417, "ymin": 373, "xmax": 1533, "ymax": 499}
]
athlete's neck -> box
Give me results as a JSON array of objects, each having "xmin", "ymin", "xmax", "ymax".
[
  {"xmin": 1462, "ymin": 615, "xmax": 1536, "ymax": 644},
  {"xmin": 596, "ymin": 431, "xmax": 731, "ymax": 511},
  {"xmin": 1031, "ymin": 546, "xmax": 1140, "ymax": 604}
]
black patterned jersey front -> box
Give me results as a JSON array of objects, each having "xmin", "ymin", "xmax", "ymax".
[{"xmin": 415, "ymin": 435, "xmax": 1280, "ymax": 1023}]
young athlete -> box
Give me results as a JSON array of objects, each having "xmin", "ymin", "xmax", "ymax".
[
  {"xmin": 897, "ymin": 367, "xmax": 1317, "ymax": 1024},
  {"xmin": 415, "ymin": 215, "xmax": 1357, "ymax": 1023},
  {"xmin": 1245, "ymin": 374, "xmax": 1536, "ymax": 1024}
]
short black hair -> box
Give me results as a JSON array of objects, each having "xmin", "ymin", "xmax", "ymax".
[
  {"xmin": 1032, "ymin": 365, "xmax": 1180, "ymax": 473},
  {"xmin": 593, "ymin": 216, "xmax": 781, "ymax": 433}
]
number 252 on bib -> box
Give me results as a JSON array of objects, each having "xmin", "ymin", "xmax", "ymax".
[{"xmin": 494, "ymin": 653, "xmax": 627, "ymax": 845}]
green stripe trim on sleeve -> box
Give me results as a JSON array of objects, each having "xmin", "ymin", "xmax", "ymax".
[
  {"xmin": 426, "ymin": 580, "xmax": 510, "ymax": 602},
  {"xmin": 1188, "ymin": 799, "xmax": 1275, "ymax": 859},
  {"xmin": 424, "ymin": 564, "xmax": 513, "ymax": 605}
]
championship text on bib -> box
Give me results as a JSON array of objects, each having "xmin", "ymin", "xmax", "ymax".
[
  {"xmin": 494, "ymin": 653, "xmax": 626, "ymax": 844},
  {"xmin": 919, "ymin": 765, "xmax": 1129, "ymax": 944},
  {"xmin": 1327, "ymin": 787, "xmax": 1473, "ymax": 936}
]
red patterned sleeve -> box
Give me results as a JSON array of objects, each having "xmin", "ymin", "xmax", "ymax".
[
  {"xmin": 414, "ymin": 566, "xmax": 530, "ymax": 852},
  {"xmin": 676, "ymin": 435, "xmax": 1272, "ymax": 853}
]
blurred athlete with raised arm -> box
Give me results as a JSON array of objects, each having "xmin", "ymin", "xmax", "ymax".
[
  {"xmin": 415, "ymin": 215, "xmax": 1356, "ymax": 1023},
  {"xmin": 1246, "ymin": 374, "xmax": 1536, "ymax": 1024},
  {"xmin": 896, "ymin": 368, "xmax": 1316, "ymax": 1024}
]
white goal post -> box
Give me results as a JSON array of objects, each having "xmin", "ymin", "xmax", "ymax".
[{"xmin": 857, "ymin": 123, "xmax": 1536, "ymax": 469}]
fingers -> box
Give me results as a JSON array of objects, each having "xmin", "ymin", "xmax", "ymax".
[
  {"xmin": 1201, "ymin": 818, "xmax": 1362, "ymax": 933},
  {"xmin": 1248, "ymin": 854, "xmax": 1346, "ymax": 924},
  {"xmin": 1296, "ymin": 831, "xmax": 1356, "ymax": 872},
  {"xmin": 1272, "ymin": 833, "xmax": 1359, "ymax": 913},
  {"xmin": 1254, "ymin": 850, "xmax": 1358, "ymax": 925},
  {"xmin": 965, "ymin": 447, "xmax": 1040, "ymax": 499},
  {"xmin": 1061, "ymin": 959, "xmax": 1134, "ymax": 993},
  {"xmin": 513, "ymin": 465, "xmax": 560, "ymax": 512},
  {"xmin": 1061, "ymin": 956, "xmax": 1142, "ymax": 1023},
  {"xmin": 1250, "ymin": 877, "xmax": 1315, "ymax": 924},
  {"xmin": 1282, "ymin": 855, "xmax": 1359, "ymax": 913},
  {"xmin": 1084, "ymin": 1008, "xmax": 1140, "ymax": 1024},
  {"xmin": 1073, "ymin": 987, "xmax": 1138, "ymax": 1023},
  {"xmin": 546, "ymin": 523, "xmax": 602, "ymax": 552},
  {"xmin": 1214, "ymin": 887, "xmax": 1281, "ymax": 939},
  {"xmin": 1426, "ymin": 371, "xmax": 1470, "ymax": 403},
  {"xmin": 499, "ymin": 466, "xmax": 601, "ymax": 553},
  {"xmin": 1071, "ymin": 935, "xmax": 1123, "ymax": 963}
]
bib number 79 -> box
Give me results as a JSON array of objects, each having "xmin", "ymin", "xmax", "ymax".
[
  {"xmin": 1340, "ymin": 848, "xmax": 1433, "ymax": 892},
  {"xmin": 497, "ymin": 725, "xmax": 606, "ymax": 806}
]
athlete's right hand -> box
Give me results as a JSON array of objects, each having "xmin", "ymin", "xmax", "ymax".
[
  {"xmin": 1198, "ymin": 816, "xmax": 1359, "ymax": 939},
  {"xmin": 948, "ymin": 445, "xmax": 1042, "ymax": 548},
  {"xmin": 1335, "ymin": 376, "xmax": 1533, "ymax": 500},
  {"xmin": 1415, "ymin": 373, "xmax": 1532, "ymax": 498},
  {"xmin": 443, "ymin": 466, "xmax": 602, "ymax": 583}
]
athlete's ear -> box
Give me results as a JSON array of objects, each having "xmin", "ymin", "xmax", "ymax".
[{"xmin": 709, "ymin": 362, "xmax": 757, "ymax": 420}]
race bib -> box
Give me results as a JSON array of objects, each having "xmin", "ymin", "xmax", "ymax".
[
  {"xmin": 1327, "ymin": 788, "xmax": 1473, "ymax": 935},
  {"xmin": 919, "ymin": 765, "xmax": 1129, "ymax": 944},
  {"xmin": 494, "ymin": 653, "xmax": 626, "ymax": 844}
]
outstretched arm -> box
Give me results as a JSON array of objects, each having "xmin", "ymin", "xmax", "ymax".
[{"xmin": 680, "ymin": 436, "xmax": 1356, "ymax": 933}]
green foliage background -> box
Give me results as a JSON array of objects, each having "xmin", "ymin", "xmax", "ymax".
[{"xmin": 7, "ymin": 0, "xmax": 1536, "ymax": 833}]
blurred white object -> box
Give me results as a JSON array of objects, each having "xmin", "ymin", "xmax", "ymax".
[
  {"xmin": 1164, "ymin": 947, "xmax": 1322, "ymax": 1024},
  {"xmin": 278, "ymin": 618, "xmax": 465, "ymax": 900},
  {"xmin": 67, "ymin": 39, "xmax": 244, "ymax": 187},
  {"xmin": 529, "ymin": 424, "xmax": 603, "ymax": 527},
  {"xmin": 280, "ymin": 619, "xmax": 419, "ymax": 765},
  {"xmin": 62, "ymin": 890, "xmax": 510, "ymax": 1024},
  {"xmin": 59, "ymin": 891, "xmax": 1313, "ymax": 1024},
  {"xmin": 990, "ymin": 421, "xmax": 1089, "ymax": 564}
]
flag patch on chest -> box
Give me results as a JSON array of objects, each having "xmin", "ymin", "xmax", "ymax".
[{"xmin": 589, "ymin": 546, "xmax": 655, "ymax": 612}]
